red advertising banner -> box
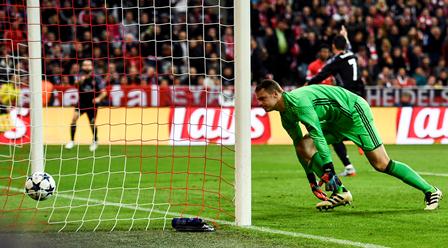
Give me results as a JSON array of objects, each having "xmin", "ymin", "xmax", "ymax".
[
  {"xmin": 0, "ymin": 108, "xmax": 31, "ymax": 145},
  {"xmin": 16, "ymin": 85, "xmax": 448, "ymax": 107},
  {"xmin": 396, "ymin": 107, "xmax": 448, "ymax": 144},
  {"xmin": 20, "ymin": 85, "xmax": 237, "ymax": 107},
  {"xmin": 169, "ymin": 107, "xmax": 271, "ymax": 145}
]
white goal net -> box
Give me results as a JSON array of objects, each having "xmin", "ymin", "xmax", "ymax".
[{"xmin": 0, "ymin": 0, "xmax": 244, "ymax": 232}]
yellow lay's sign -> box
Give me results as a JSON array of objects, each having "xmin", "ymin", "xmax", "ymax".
[
  {"xmin": 33, "ymin": 107, "xmax": 399, "ymax": 145},
  {"xmin": 0, "ymin": 114, "xmax": 12, "ymax": 132},
  {"xmin": 42, "ymin": 108, "xmax": 171, "ymax": 145}
]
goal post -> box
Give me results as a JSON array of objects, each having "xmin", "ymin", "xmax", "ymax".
[
  {"xmin": 234, "ymin": 0, "xmax": 252, "ymax": 227},
  {"xmin": 27, "ymin": 0, "xmax": 44, "ymax": 174}
]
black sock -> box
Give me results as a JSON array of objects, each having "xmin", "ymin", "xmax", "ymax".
[
  {"xmin": 89, "ymin": 123, "xmax": 97, "ymax": 142},
  {"xmin": 93, "ymin": 126, "xmax": 98, "ymax": 141},
  {"xmin": 333, "ymin": 142, "xmax": 351, "ymax": 166},
  {"xmin": 322, "ymin": 163, "xmax": 336, "ymax": 175},
  {"xmin": 70, "ymin": 124, "xmax": 76, "ymax": 141}
]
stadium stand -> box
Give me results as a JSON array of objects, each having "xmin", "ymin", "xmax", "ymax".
[{"xmin": 2, "ymin": 0, "xmax": 448, "ymax": 90}]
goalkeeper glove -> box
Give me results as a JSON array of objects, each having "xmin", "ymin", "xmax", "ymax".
[
  {"xmin": 306, "ymin": 173, "xmax": 328, "ymax": 200},
  {"xmin": 310, "ymin": 182, "xmax": 328, "ymax": 201},
  {"xmin": 319, "ymin": 162, "xmax": 343, "ymax": 192}
]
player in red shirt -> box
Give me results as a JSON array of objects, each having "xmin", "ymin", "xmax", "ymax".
[{"xmin": 306, "ymin": 45, "xmax": 333, "ymax": 85}]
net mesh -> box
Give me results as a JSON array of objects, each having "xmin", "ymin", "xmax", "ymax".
[{"xmin": 0, "ymin": 0, "xmax": 236, "ymax": 231}]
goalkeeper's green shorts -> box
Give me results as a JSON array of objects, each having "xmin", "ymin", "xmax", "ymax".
[{"xmin": 324, "ymin": 98, "xmax": 383, "ymax": 152}]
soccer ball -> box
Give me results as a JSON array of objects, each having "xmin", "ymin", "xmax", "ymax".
[{"xmin": 25, "ymin": 172, "xmax": 56, "ymax": 201}]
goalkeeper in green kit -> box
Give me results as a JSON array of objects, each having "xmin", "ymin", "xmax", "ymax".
[{"xmin": 255, "ymin": 79, "xmax": 442, "ymax": 210}]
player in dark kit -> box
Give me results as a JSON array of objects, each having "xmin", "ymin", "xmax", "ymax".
[
  {"xmin": 65, "ymin": 60, "xmax": 107, "ymax": 151},
  {"xmin": 306, "ymin": 26, "xmax": 364, "ymax": 177}
]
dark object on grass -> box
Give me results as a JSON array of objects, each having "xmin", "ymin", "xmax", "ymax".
[{"xmin": 171, "ymin": 218, "xmax": 215, "ymax": 232}]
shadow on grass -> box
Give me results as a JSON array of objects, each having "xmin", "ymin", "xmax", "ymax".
[{"xmin": 324, "ymin": 208, "xmax": 431, "ymax": 216}]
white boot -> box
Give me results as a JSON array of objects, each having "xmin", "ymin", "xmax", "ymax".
[
  {"xmin": 65, "ymin": 141, "xmax": 74, "ymax": 149},
  {"xmin": 316, "ymin": 191, "xmax": 353, "ymax": 211},
  {"xmin": 339, "ymin": 164, "xmax": 356, "ymax": 177},
  {"xmin": 425, "ymin": 188, "xmax": 443, "ymax": 210},
  {"xmin": 89, "ymin": 141, "xmax": 98, "ymax": 152}
]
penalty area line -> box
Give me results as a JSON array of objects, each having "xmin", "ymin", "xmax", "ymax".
[
  {"xmin": 417, "ymin": 171, "xmax": 448, "ymax": 177},
  {"xmin": 370, "ymin": 169, "xmax": 448, "ymax": 177},
  {"xmin": 3, "ymin": 186, "xmax": 387, "ymax": 248}
]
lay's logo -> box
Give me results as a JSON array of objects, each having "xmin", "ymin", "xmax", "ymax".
[
  {"xmin": 397, "ymin": 107, "xmax": 448, "ymax": 144},
  {"xmin": 0, "ymin": 108, "xmax": 30, "ymax": 145},
  {"xmin": 169, "ymin": 107, "xmax": 271, "ymax": 145}
]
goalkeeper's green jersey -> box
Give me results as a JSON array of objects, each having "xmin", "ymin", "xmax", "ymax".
[{"xmin": 280, "ymin": 84, "xmax": 362, "ymax": 165}]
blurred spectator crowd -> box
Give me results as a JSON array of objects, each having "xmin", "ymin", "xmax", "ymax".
[
  {"xmin": 1, "ymin": 0, "xmax": 234, "ymax": 88},
  {"xmin": 251, "ymin": 0, "xmax": 448, "ymax": 88},
  {"xmin": 1, "ymin": 0, "xmax": 448, "ymax": 89}
]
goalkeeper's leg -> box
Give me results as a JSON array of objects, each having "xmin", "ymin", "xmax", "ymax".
[
  {"xmin": 351, "ymin": 99, "xmax": 441, "ymax": 210},
  {"xmin": 365, "ymin": 145, "xmax": 441, "ymax": 210}
]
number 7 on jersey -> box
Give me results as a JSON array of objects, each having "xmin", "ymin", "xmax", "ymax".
[{"xmin": 348, "ymin": 58, "xmax": 358, "ymax": 81}]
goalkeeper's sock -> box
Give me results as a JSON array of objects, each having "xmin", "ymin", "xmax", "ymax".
[
  {"xmin": 385, "ymin": 160, "xmax": 436, "ymax": 194},
  {"xmin": 333, "ymin": 142, "xmax": 351, "ymax": 166},
  {"xmin": 70, "ymin": 124, "xmax": 76, "ymax": 141}
]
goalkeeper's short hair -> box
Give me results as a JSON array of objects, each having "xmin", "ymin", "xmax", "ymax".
[{"xmin": 256, "ymin": 79, "xmax": 283, "ymax": 94}]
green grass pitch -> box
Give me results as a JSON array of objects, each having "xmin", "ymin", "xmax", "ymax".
[{"xmin": 0, "ymin": 144, "xmax": 447, "ymax": 247}]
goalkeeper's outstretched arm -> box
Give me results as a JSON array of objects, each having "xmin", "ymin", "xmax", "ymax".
[{"xmin": 282, "ymin": 117, "xmax": 328, "ymax": 201}]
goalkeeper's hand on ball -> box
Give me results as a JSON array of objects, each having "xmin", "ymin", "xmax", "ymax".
[{"xmin": 310, "ymin": 182, "xmax": 328, "ymax": 201}]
